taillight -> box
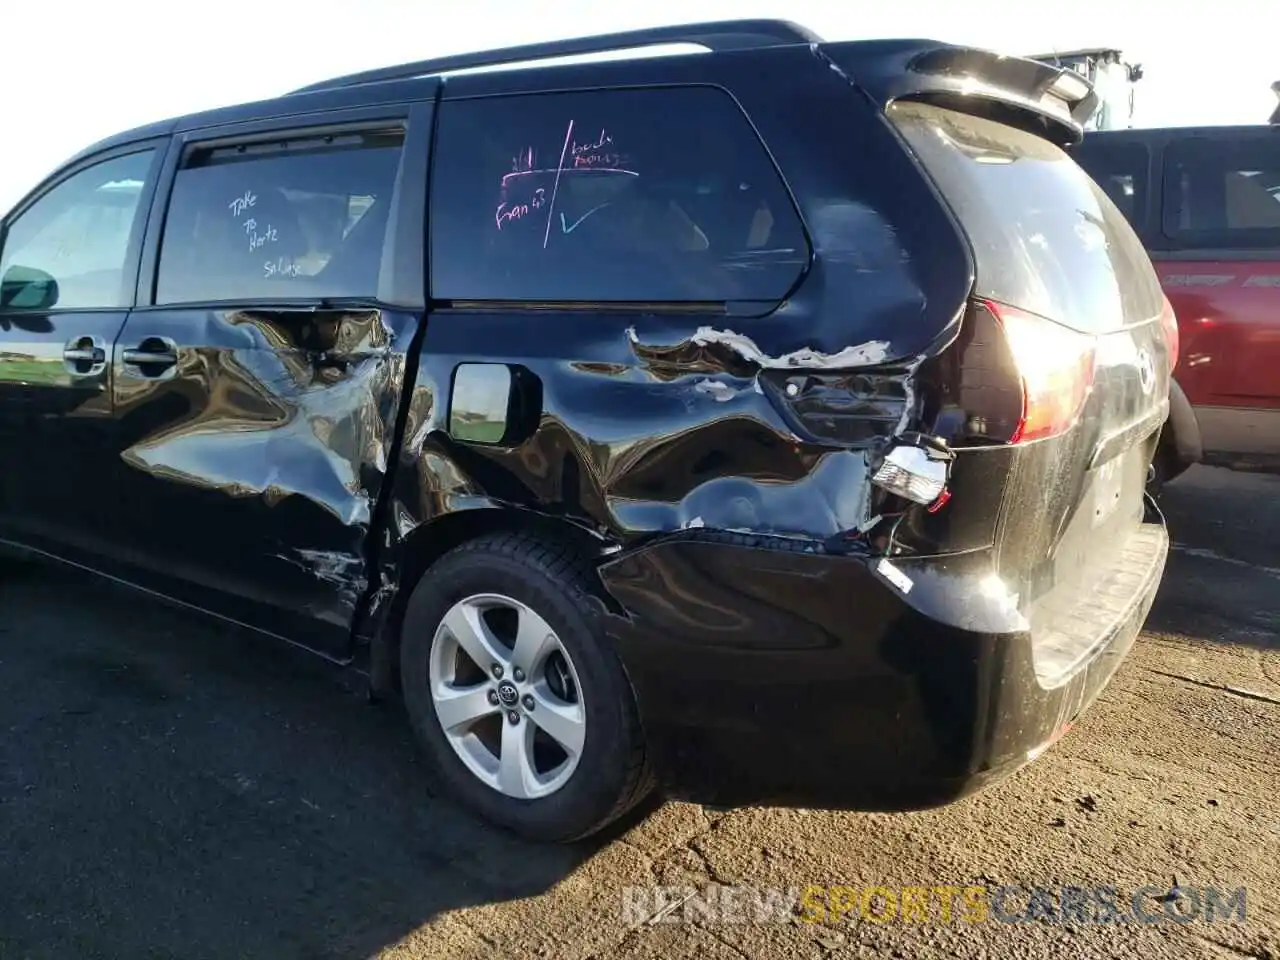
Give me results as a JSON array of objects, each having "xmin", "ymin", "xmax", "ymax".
[
  {"xmin": 981, "ymin": 300, "xmax": 1097, "ymax": 444},
  {"xmin": 1159, "ymin": 295, "xmax": 1180, "ymax": 372},
  {"xmin": 760, "ymin": 368, "xmax": 910, "ymax": 446}
]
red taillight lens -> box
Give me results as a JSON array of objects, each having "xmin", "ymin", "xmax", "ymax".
[
  {"xmin": 982, "ymin": 300, "xmax": 1097, "ymax": 444},
  {"xmin": 1159, "ymin": 295, "xmax": 1180, "ymax": 372}
]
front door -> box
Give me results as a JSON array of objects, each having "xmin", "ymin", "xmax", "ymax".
[{"xmin": 0, "ymin": 146, "xmax": 162, "ymax": 560}]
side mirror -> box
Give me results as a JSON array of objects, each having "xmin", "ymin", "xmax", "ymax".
[{"xmin": 0, "ymin": 265, "xmax": 59, "ymax": 311}]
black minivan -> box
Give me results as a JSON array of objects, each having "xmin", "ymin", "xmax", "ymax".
[{"xmin": 0, "ymin": 21, "xmax": 1172, "ymax": 841}]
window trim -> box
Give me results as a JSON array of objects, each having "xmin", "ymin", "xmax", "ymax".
[
  {"xmin": 441, "ymin": 299, "xmax": 729, "ymax": 314},
  {"xmin": 135, "ymin": 103, "xmax": 430, "ymax": 312},
  {"xmin": 0, "ymin": 139, "xmax": 168, "ymax": 314},
  {"xmin": 426, "ymin": 82, "xmax": 812, "ymax": 310}
]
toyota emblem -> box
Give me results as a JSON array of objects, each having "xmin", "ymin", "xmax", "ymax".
[{"xmin": 496, "ymin": 680, "xmax": 519, "ymax": 706}]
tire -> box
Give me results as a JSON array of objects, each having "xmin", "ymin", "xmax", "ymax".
[
  {"xmin": 1149, "ymin": 441, "xmax": 1191, "ymax": 493},
  {"xmin": 399, "ymin": 531, "xmax": 652, "ymax": 843}
]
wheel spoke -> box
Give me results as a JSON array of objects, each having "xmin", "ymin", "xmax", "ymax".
[
  {"xmin": 442, "ymin": 601, "xmax": 507, "ymax": 671},
  {"xmin": 430, "ymin": 591, "xmax": 587, "ymax": 801},
  {"xmin": 498, "ymin": 719, "xmax": 540, "ymax": 798},
  {"xmin": 510, "ymin": 605, "xmax": 557, "ymax": 676},
  {"xmin": 529, "ymin": 684, "xmax": 586, "ymax": 757},
  {"xmin": 434, "ymin": 684, "xmax": 498, "ymax": 732}
]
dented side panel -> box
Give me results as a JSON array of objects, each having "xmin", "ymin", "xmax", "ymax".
[
  {"xmin": 391, "ymin": 310, "xmax": 887, "ymax": 549},
  {"xmin": 384, "ymin": 51, "xmax": 976, "ymax": 560},
  {"xmin": 104, "ymin": 307, "xmax": 418, "ymax": 656}
]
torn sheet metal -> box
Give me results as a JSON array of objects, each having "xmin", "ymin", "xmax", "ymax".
[
  {"xmin": 274, "ymin": 547, "xmax": 369, "ymax": 611},
  {"xmin": 688, "ymin": 326, "xmax": 890, "ymax": 370}
]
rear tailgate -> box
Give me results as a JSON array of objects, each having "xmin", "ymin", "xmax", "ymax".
[{"xmin": 887, "ymin": 101, "xmax": 1172, "ymax": 673}]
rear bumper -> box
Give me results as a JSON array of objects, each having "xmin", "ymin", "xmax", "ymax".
[{"xmin": 598, "ymin": 511, "xmax": 1168, "ymax": 810}]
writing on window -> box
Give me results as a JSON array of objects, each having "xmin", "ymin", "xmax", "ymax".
[
  {"xmin": 156, "ymin": 131, "xmax": 403, "ymax": 304},
  {"xmin": 494, "ymin": 126, "xmax": 640, "ymax": 245},
  {"xmin": 431, "ymin": 87, "xmax": 807, "ymax": 303}
]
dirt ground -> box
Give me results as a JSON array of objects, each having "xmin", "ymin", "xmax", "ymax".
[{"xmin": 1, "ymin": 465, "xmax": 1277, "ymax": 959}]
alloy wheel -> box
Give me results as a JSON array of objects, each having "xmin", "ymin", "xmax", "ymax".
[{"xmin": 428, "ymin": 592, "xmax": 586, "ymax": 799}]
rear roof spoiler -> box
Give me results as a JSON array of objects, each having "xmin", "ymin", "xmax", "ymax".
[{"xmin": 821, "ymin": 40, "xmax": 1100, "ymax": 145}]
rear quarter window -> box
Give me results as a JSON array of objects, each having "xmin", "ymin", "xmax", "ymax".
[
  {"xmin": 1162, "ymin": 135, "xmax": 1280, "ymax": 250},
  {"xmin": 428, "ymin": 86, "xmax": 809, "ymax": 304},
  {"xmin": 889, "ymin": 101, "xmax": 1164, "ymax": 332}
]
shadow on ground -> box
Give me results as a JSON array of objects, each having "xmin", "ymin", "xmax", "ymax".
[
  {"xmin": 1144, "ymin": 466, "xmax": 1280, "ymax": 650},
  {"xmin": 0, "ymin": 565, "xmax": 652, "ymax": 959}
]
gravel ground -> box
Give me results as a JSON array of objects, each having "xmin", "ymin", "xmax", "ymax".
[{"xmin": 1, "ymin": 465, "xmax": 1277, "ymax": 960}]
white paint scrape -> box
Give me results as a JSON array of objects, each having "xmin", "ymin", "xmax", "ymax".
[{"xmin": 690, "ymin": 327, "xmax": 890, "ymax": 369}]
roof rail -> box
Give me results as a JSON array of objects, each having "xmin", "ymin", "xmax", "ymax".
[{"xmin": 289, "ymin": 19, "xmax": 822, "ymax": 95}]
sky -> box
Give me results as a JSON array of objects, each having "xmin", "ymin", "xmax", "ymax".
[{"xmin": 3, "ymin": 0, "xmax": 1275, "ymax": 213}]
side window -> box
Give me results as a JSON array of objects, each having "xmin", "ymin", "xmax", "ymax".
[
  {"xmin": 0, "ymin": 150, "xmax": 155, "ymax": 310},
  {"xmin": 1163, "ymin": 135, "xmax": 1280, "ymax": 248},
  {"xmin": 155, "ymin": 129, "xmax": 404, "ymax": 305},
  {"xmin": 1071, "ymin": 139, "xmax": 1149, "ymax": 232},
  {"xmin": 429, "ymin": 87, "xmax": 809, "ymax": 303}
]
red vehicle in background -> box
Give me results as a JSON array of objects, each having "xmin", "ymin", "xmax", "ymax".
[{"xmin": 1073, "ymin": 125, "xmax": 1280, "ymax": 482}]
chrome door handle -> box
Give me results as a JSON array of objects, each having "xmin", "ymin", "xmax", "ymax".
[
  {"xmin": 121, "ymin": 348, "xmax": 178, "ymax": 365},
  {"xmin": 63, "ymin": 336, "xmax": 107, "ymax": 374},
  {"xmin": 121, "ymin": 337, "xmax": 179, "ymax": 376}
]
